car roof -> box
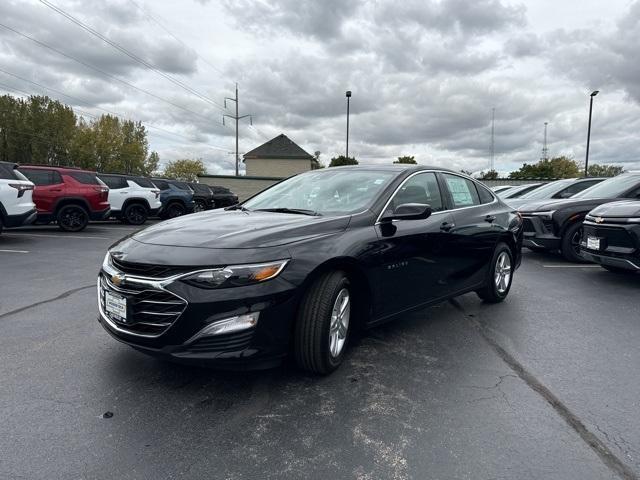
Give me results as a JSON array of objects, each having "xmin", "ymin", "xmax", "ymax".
[
  {"xmin": 313, "ymin": 165, "xmax": 460, "ymax": 174},
  {"xmin": 20, "ymin": 164, "xmax": 96, "ymax": 173}
]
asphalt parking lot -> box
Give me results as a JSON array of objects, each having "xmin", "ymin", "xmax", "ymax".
[{"xmin": 1, "ymin": 222, "xmax": 639, "ymax": 480}]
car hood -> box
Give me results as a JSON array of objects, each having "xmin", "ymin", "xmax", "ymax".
[
  {"xmin": 131, "ymin": 209, "xmax": 350, "ymax": 249},
  {"xmin": 589, "ymin": 200, "xmax": 640, "ymax": 218},
  {"xmin": 518, "ymin": 197, "xmax": 614, "ymax": 213}
]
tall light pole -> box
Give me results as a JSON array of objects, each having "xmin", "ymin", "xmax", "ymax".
[
  {"xmin": 345, "ymin": 90, "xmax": 351, "ymax": 159},
  {"xmin": 584, "ymin": 90, "xmax": 599, "ymax": 177}
]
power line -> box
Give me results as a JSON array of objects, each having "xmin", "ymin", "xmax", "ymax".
[
  {"xmin": 38, "ymin": 0, "xmax": 228, "ymax": 112},
  {"xmin": 128, "ymin": 0, "xmax": 232, "ymax": 83},
  {"xmin": 0, "ymin": 75, "xmax": 230, "ymax": 150},
  {"xmin": 0, "ymin": 22, "xmax": 221, "ymax": 125}
]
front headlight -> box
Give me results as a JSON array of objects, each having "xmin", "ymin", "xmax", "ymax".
[
  {"xmin": 531, "ymin": 210, "xmax": 556, "ymax": 220},
  {"xmin": 182, "ymin": 259, "xmax": 290, "ymax": 289}
]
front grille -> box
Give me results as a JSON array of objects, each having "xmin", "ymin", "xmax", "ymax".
[
  {"xmin": 583, "ymin": 225, "xmax": 636, "ymax": 249},
  {"xmin": 186, "ymin": 330, "xmax": 254, "ymax": 353},
  {"xmin": 110, "ymin": 257, "xmax": 194, "ymax": 279},
  {"xmin": 99, "ymin": 274, "xmax": 186, "ymax": 336},
  {"xmin": 522, "ymin": 218, "xmax": 535, "ymax": 233}
]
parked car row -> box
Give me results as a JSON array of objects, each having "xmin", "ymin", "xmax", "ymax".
[{"xmin": 0, "ymin": 163, "xmax": 238, "ymax": 233}]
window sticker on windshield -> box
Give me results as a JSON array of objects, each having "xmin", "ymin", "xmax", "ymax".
[
  {"xmin": 374, "ymin": 179, "xmax": 384, "ymax": 184},
  {"xmin": 446, "ymin": 177, "xmax": 473, "ymax": 205}
]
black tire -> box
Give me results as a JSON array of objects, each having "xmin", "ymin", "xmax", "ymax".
[
  {"xmin": 57, "ymin": 204, "xmax": 89, "ymax": 232},
  {"xmin": 124, "ymin": 203, "xmax": 148, "ymax": 225},
  {"xmin": 602, "ymin": 265, "xmax": 636, "ymax": 275},
  {"xmin": 193, "ymin": 200, "xmax": 206, "ymax": 213},
  {"xmin": 0, "ymin": 215, "xmax": 3, "ymax": 235},
  {"xmin": 165, "ymin": 202, "xmax": 186, "ymax": 219},
  {"xmin": 561, "ymin": 222, "xmax": 587, "ymax": 263},
  {"xmin": 294, "ymin": 271, "xmax": 352, "ymax": 375},
  {"xmin": 476, "ymin": 242, "xmax": 514, "ymax": 303}
]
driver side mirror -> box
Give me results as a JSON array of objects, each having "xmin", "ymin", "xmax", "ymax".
[{"xmin": 380, "ymin": 203, "xmax": 432, "ymax": 222}]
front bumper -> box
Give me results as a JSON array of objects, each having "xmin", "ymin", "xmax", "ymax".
[
  {"xmin": 96, "ymin": 267, "xmax": 300, "ymax": 369},
  {"xmin": 4, "ymin": 208, "xmax": 37, "ymax": 228},
  {"xmin": 580, "ymin": 221, "xmax": 640, "ymax": 271},
  {"xmin": 522, "ymin": 215, "xmax": 560, "ymax": 251}
]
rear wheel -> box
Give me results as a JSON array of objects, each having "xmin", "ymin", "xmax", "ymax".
[
  {"xmin": 57, "ymin": 205, "xmax": 89, "ymax": 232},
  {"xmin": 165, "ymin": 202, "xmax": 186, "ymax": 219},
  {"xmin": 124, "ymin": 203, "xmax": 148, "ymax": 225},
  {"xmin": 0, "ymin": 215, "xmax": 3, "ymax": 235},
  {"xmin": 561, "ymin": 222, "xmax": 587, "ymax": 263},
  {"xmin": 476, "ymin": 243, "xmax": 513, "ymax": 303},
  {"xmin": 294, "ymin": 271, "xmax": 351, "ymax": 375}
]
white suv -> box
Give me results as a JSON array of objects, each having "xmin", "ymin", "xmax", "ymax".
[
  {"xmin": 97, "ymin": 174, "xmax": 161, "ymax": 225},
  {"xmin": 0, "ymin": 161, "xmax": 36, "ymax": 234}
]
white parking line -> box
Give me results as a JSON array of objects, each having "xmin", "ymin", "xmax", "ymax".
[
  {"xmin": 4, "ymin": 233, "xmax": 110, "ymax": 240},
  {"xmin": 0, "ymin": 249, "xmax": 29, "ymax": 254}
]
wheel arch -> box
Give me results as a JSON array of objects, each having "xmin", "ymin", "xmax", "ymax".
[
  {"xmin": 53, "ymin": 197, "xmax": 90, "ymax": 214},
  {"xmin": 122, "ymin": 197, "xmax": 151, "ymax": 212}
]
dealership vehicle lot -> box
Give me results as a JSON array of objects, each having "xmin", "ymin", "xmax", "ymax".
[{"xmin": 1, "ymin": 223, "xmax": 639, "ymax": 479}]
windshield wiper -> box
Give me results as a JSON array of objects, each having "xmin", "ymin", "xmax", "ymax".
[{"xmin": 254, "ymin": 208, "xmax": 321, "ymax": 216}]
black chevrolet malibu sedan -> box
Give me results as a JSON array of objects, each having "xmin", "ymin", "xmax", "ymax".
[
  {"xmin": 98, "ymin": 166, "xmax": 523, "ymax": 374},
  {"xmin": 581, "ymin": 200, "xmax": 640, "ymax": 274}
]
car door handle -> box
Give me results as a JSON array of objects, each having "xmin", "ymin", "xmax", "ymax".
[
  {"xmin": 440, "ymin": 221, "xmax": 455, "ymax": 232},
  {"xmin": 484, "ymin": 215, "xmax": 497, "ymax": 223}
]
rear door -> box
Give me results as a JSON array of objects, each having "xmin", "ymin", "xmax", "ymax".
[
  {"xmin": 439, "ymin": 173, "xmax": 502, "ymax": 292},
  {"xmin": 20, "ymin": 169, "xmax": 65, "ymax": 214}
]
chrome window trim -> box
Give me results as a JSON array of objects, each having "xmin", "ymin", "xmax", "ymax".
[{"xmin": 375, "ymin": 170, "xmax": 498, "ymax": 225}]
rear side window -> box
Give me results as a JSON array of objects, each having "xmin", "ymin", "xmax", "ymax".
[
  {"xmin": 99, "ymin": 175, "xmax": 128, "ymax": 189},
  {"xmin": 152, "ymin": 180, "xmax": 170, "ymax": 190},
  {"xmin": 476, "ymin": 183, "xmax": 495, "ymax": 204},
  {"xmin": 20, "ymin": 169, "xmax": 62, "ymax": 186},
  {"xmin": 442, "ymin": 174, "xmax": 481, "ymax": 208},
  {"xmin": 0, "ymin": 163, "xmax": 19, "ymax": 180},
  {"xmin": 128, "ymin": 177, "xmax": 155, "ymax": 188},
  {"xmin": 172, "ymin": 181, "xmax": 191, "ymax": 191},
  {"xmin": 69, "ymin": 172, "xmax": 100, "ymax": 185}
]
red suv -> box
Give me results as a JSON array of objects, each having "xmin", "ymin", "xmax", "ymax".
[{"xmin": 19, "ymin": 166, "xmax": 110, "ymax": 232}]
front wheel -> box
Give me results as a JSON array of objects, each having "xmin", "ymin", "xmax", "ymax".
[
  {"xmin": 193, "ymin": 200, "xmax": 206, "ymax": 213},
  {"xmin": 294, "ymin": 271, "xmax": 352, "ymax": 375},
  {"xmin": 57, "ymin": 205, "xmax": 89, "ymax": 232},
  {"xmin": 124, "ymin": 203, "xmax": 148, "ymax": 225},
  {"xmin": 476, "ymin": 243, "xmax": 514, "ymax": 303},
  {"xmin": 165, "ymin": 202, "xmax": 186, "ymax": 219},
  {"xmin": 561, "ymin": 222, "xmax": 587, "ymax": 263}
]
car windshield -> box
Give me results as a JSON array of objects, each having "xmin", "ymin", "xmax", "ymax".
[
  {"xmin": 519, "ymin": 179, "xmax": 574, "ymax": 200},
  {"xmin": 573, "ymin": 174, "xmax": 640, "ymax": 199},
  {"xmin": 498, "ymin": 184, "xmax": 537, "ymax": 198},
  {"xmin": 243, "ymin": 169, "xmax": 397, "ymax": 215}
]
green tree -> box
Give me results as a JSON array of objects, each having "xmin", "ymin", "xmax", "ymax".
[
  {"xmin": 328, "ymin": 155, "xmax": 358, "ymax": 167},
  {"xmin": 460, "ymin": 169, "xmax": 473, "ymax": 175},
  {"xmin": 163, "ymin": 158, "xmax": 207, "ymax": 181},
  {"xmin": 394, "ymin": 155, "xmax": 417, "ymax": 164},
  {"xmin": 587, "ymin": 164, "xmax": 624, "ymax": 177},
  {"xmin": 480, "ymin": 169, "xmax": 499, "ymax": 180},
  {"xmin": 311, "ymin": 150, "xmax": 323, "ymax": 169},
  {"xmin": 509, "ymin": 156, "xmax": 580, "ymax": 179},
  {"xmin": 143, "ymin": 151, "xmax": 160, "ymax": 176}
]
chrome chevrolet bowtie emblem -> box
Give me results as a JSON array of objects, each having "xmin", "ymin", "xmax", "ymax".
[
  {"xmin": 595, "ymin": 217, "xmax": 604, "ymax": 224},
  {"xmin": 111, "ymin": 273, "xmax": 125, "ymax": 286}
]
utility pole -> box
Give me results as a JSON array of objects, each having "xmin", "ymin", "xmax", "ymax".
[
  {"xmin": 490, "ymin": 107, "xmax": 495, "ymax": 171},
  {"xmin": 541, "ymin": 122, "xmax": 549, "ymax": 160},
  {"xmin": 223, "ymin": 83, "xmax": 253, "ymax": 176},
  {"xmin": 584, "ymin": 90, "xmax": 599, "ymax": 177}
]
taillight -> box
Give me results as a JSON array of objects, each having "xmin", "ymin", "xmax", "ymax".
[
  {"xmin": 93, "ymin": 186, "xmax": 109, "ymax": 199},
  {"xmin": 9, "ymin": 183, "xmax": 34, "ymax": 198}
]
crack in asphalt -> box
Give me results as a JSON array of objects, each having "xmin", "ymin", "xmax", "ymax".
[
  {"xmin": 450, "ymin": 298, "xmax": 639, "ymax": 480},
  {"xmin": 0, "ymin": 284, "xmax": 95, "ymax": 321}
]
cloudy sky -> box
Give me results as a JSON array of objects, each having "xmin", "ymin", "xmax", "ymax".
[{"xmin": 1, "ymin": 0, "xmax": 639, "ymax": 175}]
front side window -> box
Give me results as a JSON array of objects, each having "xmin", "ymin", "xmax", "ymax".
[
  {"xmin": 442, "ymin": 174, "xmax": 480, "ymax": 208},
  {"xmin": 386, "ymin": 172, "xmax": 444, "ymax": 215},
  {"xmin": 244, "ymin": 169, "xmax": 396, "ymax": 216},
  {"xmin": 99, "ymin": 175, "xmax": 127, "ymax": 189},
  {"xmin": 574, "ymin": 174, "xmax": 640, "ymax": 199}
]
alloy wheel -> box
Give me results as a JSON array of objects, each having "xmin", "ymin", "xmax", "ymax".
[
  {"xmin": 127, "ymin": 205, "xmax": 146, "ymax": 224},
  {"xmin": 571, "ymin": 227, "xmax": 583, "ymax": 257},
  {"xmin": 494, "ymin": 251, "xmax": 512, "ymax": 294},
  {"xmin": 59, "ymin": 207, "xmax": 87, "ymax": 231},
  {"xmin": 329, "ymin": 288, "xmax": 350, "ymax": 358}
]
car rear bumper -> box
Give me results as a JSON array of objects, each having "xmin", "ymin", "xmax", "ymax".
[
  {"xmin": 4, "ymin": 208, "xmax": 37, "ymax": 227},
  {"xmin": 90, "ymin": 208, "xmax": 111, "ymax": 221}
]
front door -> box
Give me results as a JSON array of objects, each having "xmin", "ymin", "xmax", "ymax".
[{"xmin": 372, "ymin": 171, "xmax": 455, "ymax": 319}]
